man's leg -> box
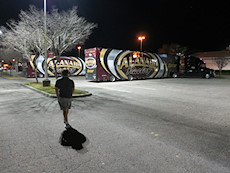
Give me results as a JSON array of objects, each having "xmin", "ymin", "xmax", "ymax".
[
  {"xmin": 63, "ymin": 109, "xmax": 71, "ymax": 128},
  {"xmin": 63, "ymin": 109, "xmax": 69, "ymax": 123},
  {"xmin": 60, "ymin": 98, "xmax": 72, "ymax": 128}
]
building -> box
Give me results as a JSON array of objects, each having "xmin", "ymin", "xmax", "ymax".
[{"xmin": 191, "ymin": 50, "xmax": 230, "ymax": 70}]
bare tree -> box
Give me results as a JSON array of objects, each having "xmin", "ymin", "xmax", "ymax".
[
  {"xmin": 46, "ymin": 7, "xmax": 97, "ymax": 78},
  {"xmin": 18, "ymin": 6, "xmax": 46, "ymax": 56},
  {"xmin": 1, "ymin": 5, "xmax": 97, "ymax": 79},
  {"xmin": 213, "ymin": 57, "xmax": 230, "ymax": 76},
  {"xmin": 48, "ymin": 7, "xmax": 96, "ymax": 55},
  {"xmin": 1, "ymin": 21, "xmax": 39, "ymax": 81}
]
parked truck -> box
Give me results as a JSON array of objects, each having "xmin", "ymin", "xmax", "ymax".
[
  {"xmin": 159, "ymin": 54, "xmax": 216, "ymax": 79},
  {"xmin": 85, "ymin": 48, "xmax": 215, "ymax": 82}
]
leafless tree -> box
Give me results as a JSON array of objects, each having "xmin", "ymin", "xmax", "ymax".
[
  {"xmin": 47, "ymin": 6, "xmax": 97, "ymax": 78},
  {"xmin": 48, "ymin": 7, "xmax": 96, "ymax": 55},
  {"xmin": 1, "ymin": 16, "xmax": 41, "ymax": 82},
  {"xmin": 1, "ymin": 5, "xmax": 97, "ymax": 79},
  {"xmin": 213, "ymin": 57, "xmax": 230, "ymax": 76}
]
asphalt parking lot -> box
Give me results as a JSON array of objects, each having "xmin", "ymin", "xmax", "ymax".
[{"xmin": 0, "ymin": 76, "xmax": 230, "ymax": 173}]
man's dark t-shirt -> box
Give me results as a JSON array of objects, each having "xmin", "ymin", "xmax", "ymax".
[{"xmin": 55, "ymin": 77, "xmax": 74, "ymax": 98}]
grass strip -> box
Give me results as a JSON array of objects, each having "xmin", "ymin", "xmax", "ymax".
[
  {"xmin": 24, "ymin": 82, "xmax": 89, "ymax": 95},
  {"xmin": 216, "ymin": 75, "xmax": 230, "ymax": 79},
  {"xmin": 0, "ymin": 72, "xmax": 24, "ymax": 79}
]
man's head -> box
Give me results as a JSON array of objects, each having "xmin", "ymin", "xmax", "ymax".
[{"xmin": 62, "ymin": 70, "xmax": 69, "ymax": 77}]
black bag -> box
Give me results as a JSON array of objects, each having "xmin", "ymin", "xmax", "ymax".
[{"xmin": 60, "ymin": 127, "xmax": 86, "ymax": 150}]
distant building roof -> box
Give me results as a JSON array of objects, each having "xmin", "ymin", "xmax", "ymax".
[
  {"xmin": 190, "ymin": 50, "xmax": 230, "ymax": 70},
  {"xmin": 191, "ymin": 50, "xmax": 230, "ymax": 58}
]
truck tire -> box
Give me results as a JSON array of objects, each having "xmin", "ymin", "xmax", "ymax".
[
  {"xmin": 39, "ymin": 74, "xmax": 44, "ymax": 78},
  {"xmin": 172, "ymin": 73, "xmax": 178, "ymax": 78},
  {"xmin": 213, "ymin": 72, "xmax": 216, "ymax": 78},
  {"xmin": 128, "ymin": 75, "xmax": 134, "ymax": 81},
  {"xmin": 110, "ymin": 76, "xmax": 116, "ymax": 82},
  {"xmin": 205, "ymin": 73, "xmax": 210, "ymax": 79}
]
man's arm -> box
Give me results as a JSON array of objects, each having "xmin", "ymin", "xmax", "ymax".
[
  {"xmin": 72, "ymin": 86, "xmax": 74, "ymax": 95},
  {"xmin": 55, "ymin": 87, "xmax": 59, "ymax": 97},
  {"xmin": 72, "ymin": 81, "xmax": 75, "ymax": 95}
]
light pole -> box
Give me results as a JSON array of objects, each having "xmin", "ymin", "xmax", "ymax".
[
  {"xmin": 77, "ymin": 46, "xmax": 81, "ymax": 57},
  {"xmin": 12, "ymin": 58, "xmax": 18, "ymax": 72},
  {"xmin": 138, "ymin": 36, "xmax": 146, "ymax": 51},
  {"xmin": 43, "ymin": 0, "xmax": 50, "ymax": 86}
]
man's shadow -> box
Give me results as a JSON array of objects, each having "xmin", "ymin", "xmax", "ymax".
[{"xmin": 59, "ymin": 127, "xmax": 89, "ymax": 151}]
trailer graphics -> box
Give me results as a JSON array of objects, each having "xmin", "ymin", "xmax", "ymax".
[
  {"xmin": 116, "ymin": 51, "xmax": 160, "ymax": 79},
  {"xmin": 47, "ymin": 57, "xmax": 84, "ymax": 76},
  {"xmin": 30, "ymin": 55, "xmax": 85, "ymax": 77},
  {"xmin": 85, "ymin": 48, "xmax": 169, "ymax": 81},
  {"xmin": 85, "ymin": 48, "xmax": 215, "ymax": 81}
]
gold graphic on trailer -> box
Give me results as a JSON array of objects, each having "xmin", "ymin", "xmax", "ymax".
[
  {"xmin": 147, "ymin": 53, "xmax": 160, "ymax": 78},
  {"xmin": 99, "ymin": 49, "xmax": 111, "ymax": 75},
  {"xmin": 116, "ymin": 51, "xmax": 133, "ymax": 79},
  {"xmin": 47, "ymin": 57, "xmax": 83, "ymax": 76},
  {"xmin": 116, "ymin": 51, "xmax": 159, "ymax": 79},
  {"xmin": 30, "ymin": 55, "xmax": 37, "ymax": 71}
]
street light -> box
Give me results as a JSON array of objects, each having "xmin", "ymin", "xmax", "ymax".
[
  {"xmin": 43, "ymin": 0, "xmax": 50, "ymax": 86},
  {"xmin": 138, "ymin": 36, "xmax": 146, "ymax": 51},
  {"xmin": 12, "ymin": 58, "xmax": 16, "ymax": 72},
  {"xmin": 77, "ymin": 46, "xmax": 81, "ymax": 57}
]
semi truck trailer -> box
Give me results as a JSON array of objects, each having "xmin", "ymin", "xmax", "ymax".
[{"xmin": 85, "ymin": 48, "xmax": 215, "ymax": 82}]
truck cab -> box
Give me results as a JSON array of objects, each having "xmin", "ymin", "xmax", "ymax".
[{"xmin": 183, "ymin": 56, "xmax": 215, "ymax": 78}]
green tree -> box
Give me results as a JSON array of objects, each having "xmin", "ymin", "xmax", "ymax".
[{"xmin": 158, "ymin": 43, "xmax": 188, "ymax": 56}]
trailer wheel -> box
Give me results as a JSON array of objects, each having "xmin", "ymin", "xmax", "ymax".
[
  {"xmin": 172, "ymin": 73, "xmax": 178, "ymax": 78},
  {"xmin": 205, "ymin": 73, "xmax": 210, "ymax": 79},
  {"xmin": 110, "ymin": 76, "xmax": 116, "ymax": 82},
  {"xmin": 39, "ymin": 74, "xmax": 44, "ymax": 78},
  {"xmin": 128, "ymin": 75, "xmax": 134, "ymax": 81},
  {"xmin": 213, "ymin": 72, "xmax": 216, "ymax": 78}
]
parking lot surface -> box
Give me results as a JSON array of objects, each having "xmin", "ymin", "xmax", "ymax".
[{"xmin": 0, "ymin": 76, "xmax": 230, "ymax": 173}]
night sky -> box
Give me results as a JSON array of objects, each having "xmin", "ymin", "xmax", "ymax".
[{"xmin": 1, "ymin": 0, "xmax": 230, "ymax": 54}]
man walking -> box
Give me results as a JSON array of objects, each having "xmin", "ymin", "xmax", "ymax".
[{"xmin": 55, "ymin": 70, "xmax": 75, "ymax": 129}]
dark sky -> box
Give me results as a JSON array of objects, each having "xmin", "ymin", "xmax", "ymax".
[{"xmin": 1, "ymin": 0, "xmax": 230, "ymax": 53}]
